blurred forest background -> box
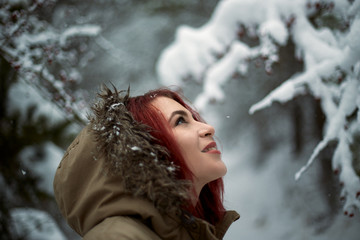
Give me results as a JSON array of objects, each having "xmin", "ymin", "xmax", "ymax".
[{"xmin": 1, "ymin": 0, "xmax": 359, "ymax": 239}]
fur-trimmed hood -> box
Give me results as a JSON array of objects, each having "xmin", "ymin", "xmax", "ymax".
[
  {"xmin": 53, "ymin": 86, "xmax": 191, "ymax": 235},
  {"xmin": 88, "ymin": 87, "xmax": 191, "ymax": 213},
  {"xmin": 53, "ymin": 86, "xmax": 239, "ymax": 239}
]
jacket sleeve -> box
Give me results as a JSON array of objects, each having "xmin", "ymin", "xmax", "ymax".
[{"xmin": 83, "ymin": 216, "xmax": 161, "ymax": 240}]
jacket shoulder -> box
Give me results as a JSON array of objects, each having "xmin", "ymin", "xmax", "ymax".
[{"xmin": 83, "ymin": 216, "xmax": 161, "ymax": 240}]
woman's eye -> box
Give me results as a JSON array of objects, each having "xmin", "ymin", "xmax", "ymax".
[{"xmin": 175, "ymin": 116, "xmax": 186, "ymax": 126}]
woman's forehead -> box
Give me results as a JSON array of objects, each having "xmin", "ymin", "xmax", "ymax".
[{"xmin": 151, "ymin": 96, "xmax": 188, "ymax": 119}]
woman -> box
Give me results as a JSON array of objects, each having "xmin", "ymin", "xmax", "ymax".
[{"xmin": 53, "ymin": 86, "xmax": 239, "ymax": 239}]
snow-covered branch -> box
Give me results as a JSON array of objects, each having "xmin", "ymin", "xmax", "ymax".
[
  {"xmin": 157, "ymin": 0, "xmax": 360, "ymax": 216},
  {"xmin": 59, "ymin": 25, "xmax": 101, "ymax": 47},
  {"xmin": 1, "ymin": 0, "xmax": 101, "ymax": 126}
]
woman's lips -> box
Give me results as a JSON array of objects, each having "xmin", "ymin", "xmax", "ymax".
[
  {"xmin": 206, "ymin": 149, "xmax": 221, "ymax": 154},
  {"xmin": 202, "ymin": 142, "xmax": 221, "ymax": 154}
]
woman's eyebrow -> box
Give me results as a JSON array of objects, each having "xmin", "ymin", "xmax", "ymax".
[{"xmin": 168, "ymin": 110, "xmax": 188, "ymax": 123}]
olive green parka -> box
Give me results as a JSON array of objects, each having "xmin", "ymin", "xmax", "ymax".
[{"xmin": 53, "ymin": 87, "xmax": 239, "ymax": 239}]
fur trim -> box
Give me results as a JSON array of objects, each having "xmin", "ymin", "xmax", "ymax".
[{"xmin": 88, "ymin": 85, "xmax": 190, "ymax": 214}]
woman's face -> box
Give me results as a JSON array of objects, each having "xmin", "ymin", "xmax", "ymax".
[{"xmin": 151, "ymin": 97, "xmax": 227, "ymax": 195}]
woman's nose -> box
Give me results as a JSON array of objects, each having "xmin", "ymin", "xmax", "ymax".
[{"xmin": 198, "ymin": 122, "xmax": 215, "ymax": 137}]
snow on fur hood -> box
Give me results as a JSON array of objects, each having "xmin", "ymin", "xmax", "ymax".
[{"xmin": 53, "ymin": 86, "xmax": 192, "ymax": 236}]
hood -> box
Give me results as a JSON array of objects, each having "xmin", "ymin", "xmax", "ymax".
[{"xmin": 53, "ymin": 86, "xmax": 190, "ymax": 236}]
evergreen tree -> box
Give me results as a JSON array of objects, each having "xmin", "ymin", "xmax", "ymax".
[{"xmin": 0, "ymin": 0, "xmax": 100, "ymax": 238}]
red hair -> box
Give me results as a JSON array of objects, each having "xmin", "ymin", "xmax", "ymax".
[{"xmin": 126, "ymin": 88, "xmax": 225, "ymax": 225}]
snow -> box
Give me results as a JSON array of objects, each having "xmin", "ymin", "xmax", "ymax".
[
  {"xmin": 167, "ymin": 166, "xmax": 176, "ymax": 172},
  {"xmin": 10, "ymin": 208, "xmax": 66, "ymax": 240},
  {"xmin": 131, "ymin": 146, "xmax": 141, "ymax": 151},
  {"xmin": 7, "ymin": 81, "xmax": 66, "ymax": 125},
  {"xmin": 1, "ymin": 3, "xmax": 100, "ymax": 126},
  {"xmin": 295, "ymin": 78, "xmax": 358, "ymax": 180},
  {"xmin": 194, "ymin": 41, "xmax": 251, "ymax": 110},
  {"xmin": 7, "ymin": 80, "xmax": 86, "ymax": 132},
  {"xmin": 60, "ymin": 25, "xmax": 101, "ymax": 46},
  {"xmin": 346, "ymin": 16, "xmax": 360, "ymax": 54},
  {"xmin": 221, "ymin": 123, "xmax": 360, "ymax": 240},
  {"xmin": 348, "ymin": 0, "xmax": 360, "ymax": 17},
  {"xmin": 110, "ymin": 102, "xmax": 124, "ymax": 109},
  {"xmin": 8, "ymin": 0, "xmax": 29, "ymax": 6},
  {"xmin": 158, "ymin": 0, "xmax": 316, "ymax": 111},
  {"xmin": 157, "ymin": 0, "xmax": 360, "ymax": 230},
  {"xmin": 249, "ymin": 76, "xmax": 307, "ymax": 114},
  {"xmin": 19, "ymin": 142, "xmax": 64, "ymax": 195},
  {"xmin": 3, "ymin": 0, "xmax": 360, "ymax": 239},
  {"xmin": 259, "ymin": 18, "xmax": 288, "ymax": 45}
]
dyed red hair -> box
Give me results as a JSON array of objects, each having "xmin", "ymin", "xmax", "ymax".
[{"xmin": 126, "ymin": 88, "xmax": 225, "ymax": 225}]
